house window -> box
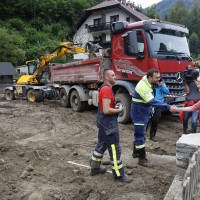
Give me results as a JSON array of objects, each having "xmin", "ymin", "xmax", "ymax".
[
  {"xmin": 110, "ymin": 15, "xmax": 119, "ymax": 23},
  {"xmin": 126, "ymin": 17, "xmax": 130, "ymax": 22},
  {"xmin": 94, "ymin": 18, "xmax": 101, "ymax": 26}
]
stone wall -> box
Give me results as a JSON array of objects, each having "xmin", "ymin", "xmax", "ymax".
[{"xmin": 176, "ymin": 134, "xmax": 200, "ymax": 176}]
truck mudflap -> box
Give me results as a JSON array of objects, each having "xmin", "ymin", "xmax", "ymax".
[{"xmin": 164, "ymin": 93, "xmax": 186, "ymax": 104}]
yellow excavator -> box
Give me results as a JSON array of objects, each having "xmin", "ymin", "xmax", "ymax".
[{"xmin": 5, "ymin": 42, "xmax": 89, "ymax": 102}]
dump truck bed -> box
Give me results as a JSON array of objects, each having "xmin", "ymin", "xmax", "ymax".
[{"xmin": 50, "ymin": 57, "xmax": 102, "ymax": 84}]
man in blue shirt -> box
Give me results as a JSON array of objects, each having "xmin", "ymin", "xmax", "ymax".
[{"xmin": 149, "ymin": 78, "xmax": 170, "ymax": 142}]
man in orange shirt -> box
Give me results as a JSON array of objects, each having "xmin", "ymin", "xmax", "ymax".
[{"xmin": 89, "ymin": 69, "xmax": 132, "ymax": 183}]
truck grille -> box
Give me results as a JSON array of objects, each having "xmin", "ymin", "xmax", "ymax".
[
  {"xmin": 162, "ymin": 73, "xmax": 186, "ymax": 104},
  {"xmin": 162, "ymin": 73, "xmax": 184, "ymax": 95}
]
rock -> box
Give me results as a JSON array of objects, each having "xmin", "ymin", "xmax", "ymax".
[
  {"xmin": 20, "ymin": 170, "xmax": 30, "ymax": 179},
  {"xmin": 55, "ymin": 143, "xmax": 63, "ymax": 148},
  {"xmin": 0, "ymin": 159, "xmax": 6, "ymax": 164},
  {"xmin": 26, "ymin": 165, "xmax": 34, "ymax": 172},
  {"xmin": 127, "ymin": 170, "xmax": 133, "ymax": 175},
  {"xmin": 18, "ymin": 152, "xmax": 25, "ymax": 157}
]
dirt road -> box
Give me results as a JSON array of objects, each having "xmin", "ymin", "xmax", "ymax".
[{"xmin": 0, "ymin": 98, "xmax": 184, "ymax": 200}]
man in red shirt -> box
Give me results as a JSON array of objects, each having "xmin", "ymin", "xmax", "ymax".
[{"xmin": 90, "ymin": 69, "xmax": 132, "ymax": 183}]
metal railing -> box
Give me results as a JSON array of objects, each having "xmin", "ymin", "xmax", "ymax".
[{"xmin": 88, "ymin": 22, "xmax": 111, "ymax": 32}]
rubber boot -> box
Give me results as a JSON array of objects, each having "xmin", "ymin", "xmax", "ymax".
[
  {"xmin": 150, "ymin": 121, "xmax": 157, "ymax": 142},
  {"xmin": 138, "ymin": 147, "xmax": 153, "ymax": 167},
  {"xmin": 191, "ymin": 124, "xmax": 197, "ymax": 133},
  {"xmin": 89, "ymin": 160, "xmax": 107, "ymax": 176},
  {"xmin": 183, "ymin": 122, "xmax": 189, "ymax": 134},
  {"xmin": 132, "ymin": 144, "xmax": 139, "ymax": 158}
]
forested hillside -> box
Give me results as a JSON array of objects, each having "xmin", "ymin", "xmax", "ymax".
[
  {"xmin": 0, "ymin": 0, "xmax": 104, "ymax": 66},
  {"xmin": 0, "ymin": 0, "xmax": 199, "ymax": 66},
  {"xmin": 155, "ymin": 0, "xmax": 200, "ymax": 19}
]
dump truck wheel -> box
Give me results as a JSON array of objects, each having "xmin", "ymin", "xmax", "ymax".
[
  {"xmin": 115, "ymin": 93, "xmax": 131, "ymax": 124},
  {"xmin": 60, "ymin": 88, "xmax": 70, "ymax": 107},
  {"xmin": 27, "ymin": 89, "xmax": 43, "ymax": 103},
  {"xmin": 70, "ymin": 90, "xmax": 86, "ymax": 112},
  {"xmin": 5, "ymin": 89, "xmax": 15, "ymax": 101}
]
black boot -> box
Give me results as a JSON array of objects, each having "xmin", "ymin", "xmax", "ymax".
[
  {"xmin": 132, "ymin": 144, "xmax": 139, "ymax": 158},
  {"xmin": 150, "ymin": 121, "xmax": 157, "ymax": 142},
  {"xmin": 115, "ymin": 174, "xmax": 132, "ymax": 183},
  {"xmin": 191, "ymin": 124, "xmax": 197, "ymax": 133},
  {"xmin": 183, "ymin": 122, "xmax": 189, "ymax": 134},
  {"xmin": 138, "ymin": 147, "xmax": 153, "ymax": 167},
  {"xmin": 89, "ymin": 160, "xmax": 107, "ymax": 176}
]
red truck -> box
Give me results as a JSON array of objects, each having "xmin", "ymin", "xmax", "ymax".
[{"xmin": 49, "ymin": 19, "xmax": 193, "ymax": 124}]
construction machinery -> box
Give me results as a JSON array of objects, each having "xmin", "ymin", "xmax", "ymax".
[
  {"xmin": 5, "ymin": 42, "xmax": 89, "ymax": 102},
  {"xmin": 5, "ymin": 20, "xmax": 194, "ymax": 124}
]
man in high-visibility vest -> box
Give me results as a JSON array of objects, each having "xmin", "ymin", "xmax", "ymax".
[{"xmin": 131, "ymin": 68, "xmax": 176, "ymax": 167}]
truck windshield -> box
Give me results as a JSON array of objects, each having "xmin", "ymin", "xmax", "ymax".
[{"xmin": 146, "ymin": 29, "xmax": 190, "ymax": 56}]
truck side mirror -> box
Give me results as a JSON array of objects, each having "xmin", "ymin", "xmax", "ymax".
[{"xmin": 122, "ymin": 31, "xmax": 139, "ymax": 56}]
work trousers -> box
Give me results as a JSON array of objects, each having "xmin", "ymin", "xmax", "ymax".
[
  {"xmin": 149, "ymin": 107, "xmax": 162, "ymax": 136},
  {"xmin": 90, "ymin": 108, "xmax": 124, "ymax": 178},
  {"xmin": 131, "ymin": 102, "xmax": 151, "ymax": 150}
]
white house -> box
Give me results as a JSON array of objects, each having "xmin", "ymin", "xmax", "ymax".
[
  {"xmin": 73, "ymin": 0, "xmax": 149, "ymax": 49},
  {"xmin": 15, "ymin": 65, "xmax": 28, "ymax": 75}
]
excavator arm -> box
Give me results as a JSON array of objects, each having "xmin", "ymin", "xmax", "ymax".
[{"xmin": 17, "ymin": 42, "xmax": 89, "ymax": 85}]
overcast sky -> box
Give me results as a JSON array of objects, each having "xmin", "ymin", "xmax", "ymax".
[{"xmin": 130, "ymin": 0, "xmax": 162, "ymax": 8}]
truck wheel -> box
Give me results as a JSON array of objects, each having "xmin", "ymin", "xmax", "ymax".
[
  {"xmin": 27, "ymin": 89, "xmax": 43, "ymax": 103},
  {"xmin": 70, "ymin": 90, "xmax": 86, "ymax": 112},
  {"xmin": 5, "ymin": 89, "xmax": 15, "ymax": 101},
  {"xmin": 115, "ymin": 93, "xmax": 131, "ymax": 124},
  {"xmin": 60, "ymin": 88, "xmax": 70, "ymax": 107}
]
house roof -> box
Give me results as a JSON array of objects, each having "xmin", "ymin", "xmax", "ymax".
[
  {"xmin": 0, "ymin": 62, "xmax": 17, "ymax": 76},
  {"xmin": 77, "ymin": 0, "xmax": 149, "ymax": 28}
]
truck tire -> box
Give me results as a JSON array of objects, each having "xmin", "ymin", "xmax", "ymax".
[
  {"xmin": 27, "ymin": 89, "xmax": 43, "ymax": 103},
  {"xmin": 5, "ymin": 89, "xmax": 15, "ymax": 101},
  {"xmin": 70, "ymin": 90, "xmax": 86, "ymax": 112},
  {"xmin": 60, "ymin": 88, "xmax": 70, "ymax": 107},
  {"xmin": 115, "ymin": 93, "xmax": 131, "ymax": 124}
]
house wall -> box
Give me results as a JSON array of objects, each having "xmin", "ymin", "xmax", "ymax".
[
  {"xmin": 16, "ymin": 65, "xmax": 28, "ymax": 75},
  {"xmin": 73, "ymin": 7, "xmax": 138, "ymax": 47}
]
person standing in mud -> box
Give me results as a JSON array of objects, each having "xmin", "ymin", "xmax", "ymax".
[
  {"xmin": 148, "ymin": 78, "xmax": 170, "ymax": 142},
  {"xmin": 89, "ymin": 69, "xmax": 132, "ymax": 183},
  {"xmin": 131, "ymin": 68, "xmax": 176, "ymax": 167}
]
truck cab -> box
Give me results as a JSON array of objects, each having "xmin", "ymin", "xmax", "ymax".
[{"xmin": 111, "ymin": 20, "xmax": 193, "ymax": 108}]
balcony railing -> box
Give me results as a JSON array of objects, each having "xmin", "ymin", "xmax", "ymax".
[{"xmin": 88, "ymin": 22, "xmax": 111, "ymax": 32}]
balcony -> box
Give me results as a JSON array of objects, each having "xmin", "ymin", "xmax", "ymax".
[{"xmin": 88, "ymin": 22, "xmax": 111, "ymax": 33}]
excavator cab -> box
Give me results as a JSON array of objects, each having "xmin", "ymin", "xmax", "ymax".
[{"xmin": 26, "ymin": 60, "xmax": 39, "ymax": 75}]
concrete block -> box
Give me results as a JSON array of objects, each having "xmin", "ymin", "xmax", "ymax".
[{"xmin": 177, "ymin": 133, "xmax": 200, "ymax": 148}]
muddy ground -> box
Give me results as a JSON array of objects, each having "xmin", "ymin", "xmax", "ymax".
[{"xmin": 0, "ymin": 97, "xmax": 189, "ymax": 200}]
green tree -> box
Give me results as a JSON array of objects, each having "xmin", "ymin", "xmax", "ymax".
[
  {"xmin": 167, "ymin": 0, "xmax": 188, "ymax": 25},
  {"xmin": 0, "ymin": 28, "xmax": 25, "ymax": 65},
  {"xmin": 187, "ymin": 3, "xmax": 200, "ymax": 40},
  {"xmin": 189, "ymin": 33, "xmax": 199, "ymax": 57},
  {"xmin": 145, "ymin": 5, "xmax": 160, "ymax": 19}
]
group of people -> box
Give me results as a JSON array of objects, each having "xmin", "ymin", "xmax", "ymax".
[{"xmin": 89, "ymin": 68, "xmax": 200, "ymax": 183}]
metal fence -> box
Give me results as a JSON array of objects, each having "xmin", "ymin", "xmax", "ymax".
[{"xmin": 182, "ymin": 149, "xmax": 200, "ymax": 200}]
